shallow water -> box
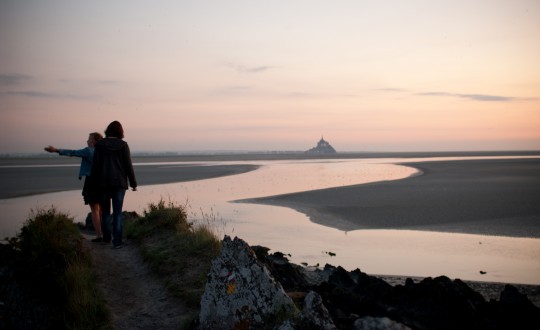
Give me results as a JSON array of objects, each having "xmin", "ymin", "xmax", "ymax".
[{"xmin": 1, "ymin": 158, "xmax": 539, "ymax": 284}]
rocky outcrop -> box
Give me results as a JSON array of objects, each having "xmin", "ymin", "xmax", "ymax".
[
  {"xmin": 203, "ymin": 239, "xmax": 540, "ymax": 330},
  {"xmin": 198, "ymin": 236, "xmax": 297, "ymax": 329}
]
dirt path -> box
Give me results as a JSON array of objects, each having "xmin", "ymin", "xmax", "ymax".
[{"xmin": 82, "ymin": 234, "xmax": 197, "ymax": 329}]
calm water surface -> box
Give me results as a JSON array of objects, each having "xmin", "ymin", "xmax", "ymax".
[{"xmin": 1, "ymin": 158, "xmax": 539, "ymax": 284}]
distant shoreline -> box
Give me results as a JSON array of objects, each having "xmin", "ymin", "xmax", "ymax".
[{"xmin": 2, "ymin": 150, "xmax": 540, "ymax": 165}]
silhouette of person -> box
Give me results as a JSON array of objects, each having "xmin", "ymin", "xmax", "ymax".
[
  {"xmin": 91, "ymin": 121, "xmax": 137, "ymax": 248},
  {"xmin": 44, "ymin": 132, "xmax": 104, "ymax": 242}
]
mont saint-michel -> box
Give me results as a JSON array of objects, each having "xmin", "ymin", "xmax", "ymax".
[{"xmin": 305, "ymin": 136, "xmax": 337, "ymax": 154}]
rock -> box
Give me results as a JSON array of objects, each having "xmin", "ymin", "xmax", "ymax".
[
  {"xmin": 198, "ymin": 236, "xmax": 297, "ymax": 329},
  {"xmin": 252, "ymin": 245, "xmax": 311, "ymax": 291},
  {"xmin": 276, "ymin": 291, "xmax": 337, "ymax": 330},
  {"xmin": 199, "ymin": 238, "xmax": 540, "ymax": 330},
  {"xmin": 300, "ymin": 291, "xmax": 337, "ymax": 330},
  {"xmin": 315, "ymin": 267, "xmax": 392, "ymax": 328},
  {"xmin": 353, "ymin": 316, "xmax": 411, "ymax": 330},
  {"xmin": 500, "ymin": 284, "xmax": 536, "ymax": 307},
  {"xmin": 388, "ymin": 276, "xmax": 488, "ymax": 329},
  {"xmin": 493, "ymin": 284, "xmax": 540, "ymax": 329},
  {"xmin": 328, "ymin": 266, "xmax": 356, "ymax": 289}
]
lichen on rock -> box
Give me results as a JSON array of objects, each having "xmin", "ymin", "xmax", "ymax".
[{"xmin": 198, "ymin": 236, "xmax": 297, "ymax": 329}]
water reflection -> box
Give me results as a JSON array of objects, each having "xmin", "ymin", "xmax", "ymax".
[{"xmin": 1, "ymin": 158, "xmax": 539, "ymax": 284}]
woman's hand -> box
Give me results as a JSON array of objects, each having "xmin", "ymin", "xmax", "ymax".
[{"xmin": 44, "ymin": 146, "xmax": 58, "ymax": 153}]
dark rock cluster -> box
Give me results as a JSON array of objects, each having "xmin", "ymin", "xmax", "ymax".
[{"xmin": 251, "ymin": 245, "xmax": 540, "ymax": 330}]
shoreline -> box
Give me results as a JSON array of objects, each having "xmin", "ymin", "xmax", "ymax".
[
  {"xmin": 2, "ymin": 149, "xmax": 539, "ymax": 163},
  {"xmin": 247, "ymin": 158, "xmax": 540, "ymax": 238}
]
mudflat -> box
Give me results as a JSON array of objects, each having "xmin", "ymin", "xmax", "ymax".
[
  {"xmin": 0, "ymin": 157, "xmax": 259, "ymax": 199},
  {"xmin": 252, "ymin": 158, "xmax": 540, "ymax": 238},
  {"xmin": 2, "ymin": 154, "xmax": 539, "ymax": 238}
]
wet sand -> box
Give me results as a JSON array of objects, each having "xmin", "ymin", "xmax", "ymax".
[
  {"xmin": 0, "ymin": 161, "xmax": 259, "ymax": 199},
  {"xmin": 2, "ymin": 154, "xmax": 539, "ymax": 238},
  {"xmin": 251, "ymin": 158, "xmax": 540, "ymax": 238}
]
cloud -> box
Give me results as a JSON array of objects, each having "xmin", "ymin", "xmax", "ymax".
[
  {"xmin": 0, "ymin": 74, "xmax": 32, "ymax": 86},
  {"xmin": 375, "ymin": 88, "xmax": 408, "ymax": 93},
  {"xmin": 456, "ymin": 94, "xmax": 515, "ymax": 102},
  {"xmin": 0, "ymin": 75, "xmax": 120, "ymax": 102},
  {"xmin": 223, "ymin": 62, "xmax": 275, "ymax": 74},
  {"xmin": 418, "ymin": 91, "xmax": 518, "ymax": 102},
  {"xmin": 1, "ymin": 90, "xmax": 97, "ymax": 101},
  {"xmin": 377, "ymin": 88, "xmax": 538, "ymax": 102},
  {"xmin": 240, "ymin": 66, "xmax": 274, "ymax": 73},
  {"xmin": 58, "ymin": 78, "xmax": 120, "ymax": 85},
  {"xmin": 417, "ymin": 92, "xmax": 450, "ymax": 97},
  {"xmin": 2, "ymin": 91, "xmax": 54, "ymax": 98}
]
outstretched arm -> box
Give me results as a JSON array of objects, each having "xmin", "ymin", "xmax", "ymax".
[
  {"xmin": 44, "ymin": 146, "xmax": 59, "ymax": 153},
  {"xmin": 44, "ymin": 146, "xmax": 91, "ymax": 159}
]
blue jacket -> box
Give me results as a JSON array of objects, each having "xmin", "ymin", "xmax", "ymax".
[{"xmin": 58, "ymin": 147, "xmax": 95, "ymax": 179}]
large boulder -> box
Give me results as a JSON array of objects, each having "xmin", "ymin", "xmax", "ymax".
[{"xmin": 198, "ymin": 236, "xmax": 297, "ymax": 329}]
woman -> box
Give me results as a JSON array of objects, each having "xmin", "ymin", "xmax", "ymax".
[
  {"xmin": 91, "ymin": 121, "xmax": 137, "ymax": 249},
  {"xmin": 44, "ymin": 132, "xmax": 104, "ymax": 242}
]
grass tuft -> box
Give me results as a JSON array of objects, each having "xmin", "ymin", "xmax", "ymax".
[
  {"xmin": 125, "ymin": 198, "xmax": 222, "ymax": 308},
  {"xmin": 0, "ymin": 207, "xmax": 111, "ymax": 329}
]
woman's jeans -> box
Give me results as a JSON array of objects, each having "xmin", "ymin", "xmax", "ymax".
[{"xmin": 100, "ymin": 188, "xmax": 126, "ymax": 246}]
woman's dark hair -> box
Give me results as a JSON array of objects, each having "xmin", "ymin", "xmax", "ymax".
[{"xmin": 104, "ymin": 121, "xmax": 124, "ymax": 139}]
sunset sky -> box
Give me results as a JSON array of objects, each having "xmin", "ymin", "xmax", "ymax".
[{"xmin": 1, "ymin": 0, "xmax": 539, "ymax": 154}]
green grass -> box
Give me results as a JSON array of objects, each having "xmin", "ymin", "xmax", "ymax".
[
  {"xmin": 126, "ymin": 199, "xmax": 222, "ymax": 307},
  {"xmin": 62, "ymin": 261, "xmax": 111, "ymax": 329},
  {"xmin": 1, "ymin": 207, "xmax": 111, "ymax": 329},
  {"xmin": 1, "ymin": 200, "xmax": 224, "ymax": 328}
]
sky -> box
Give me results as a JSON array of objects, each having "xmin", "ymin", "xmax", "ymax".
[{"xmin": 1, "ymin": 0, "xmax": 539, "ymax": 154}]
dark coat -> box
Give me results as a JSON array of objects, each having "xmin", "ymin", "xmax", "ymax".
[{"xmin": 91, "ymin": 138, "xmax": 137, "ymax": 190}]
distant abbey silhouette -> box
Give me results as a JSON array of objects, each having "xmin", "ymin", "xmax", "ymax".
[{"xmin": 305, "ymin": 136, "xmax": 337, "ymax": 154}]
